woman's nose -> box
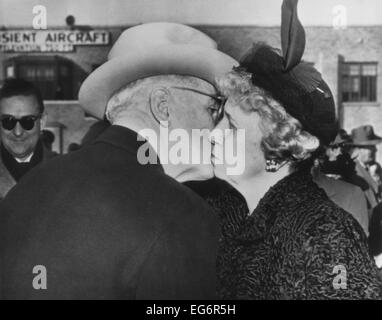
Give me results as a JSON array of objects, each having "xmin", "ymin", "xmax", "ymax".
[
  {"xmin": 209, "ymin": 115, "xmax": 229, "ymax": 145},
  {"xmin": 214, "ymin": 115, "xmax": 229, "ymax": 131}
]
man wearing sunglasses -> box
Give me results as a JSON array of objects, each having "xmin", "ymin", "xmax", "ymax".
[
  {"xmin": 0, "ymin": 23, "xmax": 237, "ymax": 299},
  {"xmin": 0, "ymin": 78, "xmax": 57, "ymax": 200}
]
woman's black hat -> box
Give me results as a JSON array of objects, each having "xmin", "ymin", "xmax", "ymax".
[{"xmin": 240, "ymin": 0, "xmax": 338, "ymax": 145}]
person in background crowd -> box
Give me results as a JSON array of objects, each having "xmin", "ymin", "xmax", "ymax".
[
  {"xmin": 369, "ymin": 202, "xmax": 382, "ymax": 270},
  {"xmin": 366, "ymin": 146, "xmax": 382, "ymax": 270},
  {"xmin": 320, "ymin": 129, "xmax": 356, "ymax": 182},
  {"xmin": 369, "ymin": 161, "xmax": 382, "ymax": 198},
  {"xmin": 349, "ymin": 125, "xmax": 382, "ymax": 216},
  {"xmin": 0, "ymin": 78, "xmax": 57, "ymax": 200},
  {"xmin": 208, "ymin": 0, "xmax": 381, "ymax": 299},
  {"xmin": 41, "ymin": 130, "xmax": 55, "ymax": 151},
  {"xmin": 316, "ymin": 131, "xmax": 369, "ymax": 235},
  {"xmin": 0, "ymin": 22, "xmax": 237, "ymax": 299}
]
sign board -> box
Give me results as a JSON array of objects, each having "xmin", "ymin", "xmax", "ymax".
[{"xmin": 0, "ymin": 30, "xmax": 110, "ymax": 52}]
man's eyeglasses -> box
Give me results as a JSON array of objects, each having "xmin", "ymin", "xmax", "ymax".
[
  {"xmin": 0, "ymin": 115, "xmax": 41, "ymax": 131},
  {"xmin": 171, "ymin": 86, "xmax": 226, "ymax": 123}
]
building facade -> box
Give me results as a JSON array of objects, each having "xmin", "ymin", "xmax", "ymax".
[{"xmin": 0, "ymin": 25, "xmax": 381, "ymax": 160}]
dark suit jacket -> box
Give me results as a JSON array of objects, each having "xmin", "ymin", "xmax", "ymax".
[
  {"xmin": 0, "ymin": 143, "xmax": 57, "ymax": 200},
  {"xmin": 0, "ymin": 125, "xmax": 219, "ymax": 300}
]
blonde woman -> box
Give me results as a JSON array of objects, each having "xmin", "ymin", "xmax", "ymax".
[{"xmin": 209, "ymin": 64, "xmax": 382, "ymax": 299}]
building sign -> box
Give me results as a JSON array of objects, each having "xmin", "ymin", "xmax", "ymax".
[{"xmin": 0, "ymin": 30, "xmax": 110, "ymax": 52}]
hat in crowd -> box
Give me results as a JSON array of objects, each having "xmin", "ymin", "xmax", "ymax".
[
  {"xmin": 239, "ymin": 0, "xmax": 338, "ymax": 145},
  {"xmin": 329, "ymin": 129, "xmax": 352, "ymax": 147},
  {"xmin": 350, "ymin": 125, "xmax": 382, "ymax": 146},
  {"xmin": 79, "ymin": 22, "xmax": 238, "ymax": 119}
]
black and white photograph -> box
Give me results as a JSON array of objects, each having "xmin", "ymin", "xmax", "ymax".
[{"xmin": 0, "ymin": 0, "xmax": 382, "ymax": 303}]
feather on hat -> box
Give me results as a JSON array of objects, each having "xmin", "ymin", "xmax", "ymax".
[{"xmin": 240, "ymin": 0, "xmax": 338, "ymax": 145}]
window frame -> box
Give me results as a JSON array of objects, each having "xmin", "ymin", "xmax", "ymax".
[{"xmin": 341, "ymin": 61, "xmax": 378, "ymax": 103}]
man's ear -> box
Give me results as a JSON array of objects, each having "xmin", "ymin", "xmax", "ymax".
[
  {"xmin": 40, "ymin": 113, "xmax": 48, "ymax": 129},
  {"xmin": 149, "ymin": 88, "xmax": 170, "ymax": 124}
]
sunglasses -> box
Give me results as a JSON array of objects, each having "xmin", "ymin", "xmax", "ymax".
[
  {"xmin": 170, "ymin": 86, "xmax": 226, "ymax": 124},
  {"xmin": 0, "ymin": 115, "xmax": 41, "ymax": 131}
]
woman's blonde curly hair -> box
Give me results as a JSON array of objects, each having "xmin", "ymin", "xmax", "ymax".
[{"xmin": 216, "ymin": 68, "xmax": 320, "ymax": 162}]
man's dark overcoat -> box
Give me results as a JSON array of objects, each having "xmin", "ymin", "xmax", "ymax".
[{"xmin": 0, "ymin": 125, "xmax": 219, "ymax": 299}]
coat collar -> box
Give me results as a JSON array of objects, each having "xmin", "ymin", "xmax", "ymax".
[
  {"xmin": 94, "ymin": 125, "xmax": 163, "ymax": 172},
  {"xmin": 355, "ymin": 160, "xmax": 378, "ymax": 193},
  {"xmin": 0, "ymin": 155, "xmax": 16, "ymax": 199},
  {"xmin": 0, "ymin": 142, "xmax": 57, "ymax": 199},
  {"xmin": 233, "ymin": 169, "xmax": 326, "ymax": 242}
]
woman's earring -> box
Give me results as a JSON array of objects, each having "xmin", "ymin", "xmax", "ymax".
[{"xmin": 265, "ymin": 159, "xmax": 286, "ymax": 172}]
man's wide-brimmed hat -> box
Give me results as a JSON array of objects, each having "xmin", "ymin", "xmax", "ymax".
[
  {"xmin": 240, "ymin": 0, "xmax": 338, "ymax": 145},
  {"xmin": 79, "ymin": 22, "xmax": 238, "ymax": 119},
  {"xmin": 350, "ymin": 125, "xmax": 382, "ymax": 146}
]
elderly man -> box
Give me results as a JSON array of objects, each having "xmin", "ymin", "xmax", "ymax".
[
  {"xmin": 349, "ymin": 125, "xmax": 382, "ymax": 216},
  {"xmin": 0, "ymin": 78, "xmax": 56, "ymax": 200},
  {"xmin": 0, "ymin": 23, "xmax": 237, "ymax": 299}
]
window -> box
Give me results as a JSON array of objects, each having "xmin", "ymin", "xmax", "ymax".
[
  {"xmin": 342, "ymin": 62, "xmax": 378, "ymax": 102},
  {"xmin": 19, "ymin": 64, "xmax": 57, "ymax": 99},
  {"xmin": 4, "ymin": 56, "xmax": 88, "ymax": 100}
]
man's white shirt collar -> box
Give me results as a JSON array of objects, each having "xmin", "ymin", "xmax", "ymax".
[{"xmin": 15, "ymin": 153, "xmax": 34, "ymax": 163}]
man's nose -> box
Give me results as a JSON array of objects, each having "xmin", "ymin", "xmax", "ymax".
[{"xmin": 13, "ymin": 122, "xmax": 24, "ymax": 137}]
